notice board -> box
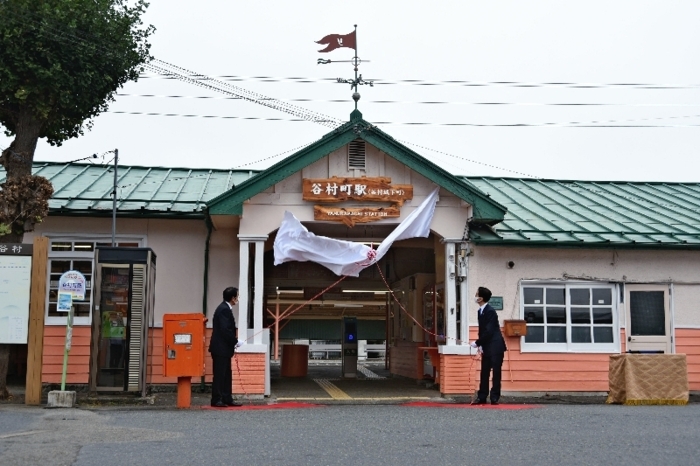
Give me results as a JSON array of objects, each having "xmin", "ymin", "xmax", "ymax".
[{"xmin": 0, "ymin": 254, "xmax": 32, "ymax": 344}]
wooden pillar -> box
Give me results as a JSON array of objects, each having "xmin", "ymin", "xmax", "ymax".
[
  {"xmin": 25, "ymin": 237, "xmax": 49, "ymax": 405},
  {"xmin": 274, "ymin": 300, "xmax": 280, "ymax": 361}
]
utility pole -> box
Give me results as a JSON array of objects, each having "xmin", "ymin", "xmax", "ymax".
[{"xmin": 111, "ymin": 149, "xmax": 118, "ymax": 246}]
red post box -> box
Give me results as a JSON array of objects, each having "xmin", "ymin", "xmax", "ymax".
[{"xmin": 163, "ymin": 313, "xmax": 207, "ymax": 408}]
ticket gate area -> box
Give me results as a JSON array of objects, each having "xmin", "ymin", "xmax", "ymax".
[{"xmin": 341, "ymin": 317, "xmax": 358, "ymax": 378}]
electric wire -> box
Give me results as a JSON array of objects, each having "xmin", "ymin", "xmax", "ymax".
[
  {"xmin": 4, "ymin": 7, "xmax": 698, "ymax": 185},
  {"xmin": 105, "ymin": 110, "xmax": 700, "ymax": 127},
  {"xmin": 137, "ymin": 74, "xmax": 700, "ymax": 90},
  {"xmin": 115, "ymin": 93, "xmax": 700, "ymax": 108}
]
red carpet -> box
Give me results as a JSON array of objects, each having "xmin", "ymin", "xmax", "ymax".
[
  {"xmin": 201, "ymin": 402, "xmax": 323, "ymax": 411},
  {"xmin": 401, "ymin": 401, "xmax": 541, "ymax": 410}
]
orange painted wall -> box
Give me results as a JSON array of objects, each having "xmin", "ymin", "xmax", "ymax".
[
  {"xmin": 440, "ymin": 354, "xmax": 479, "ymax": 394},
  {"xmin": 42, "ymin": 326, "xmax": 92, "ymax": 384},
  {"xmin": 232, "ymin": 353, "xmax": 266, "ymax": 395},
  {"xmin": 41, "ymin": 326, "xmax": 216, "ymax": 385},
  {"xmin": 676, "ymin": 328, "xmax": 700, "ymax": 390},
  {"xmin": 461, "ymin": 327, "xmax": 700, "ymax": 393}
]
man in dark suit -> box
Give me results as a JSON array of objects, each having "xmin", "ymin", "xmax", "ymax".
[
  {"xmin": 209, "ymin": 286, "xmax": 243, "ymax": 407},
  {"xmin": 471, "ymin": 286, "xmax": 507, "ymax": 405}
]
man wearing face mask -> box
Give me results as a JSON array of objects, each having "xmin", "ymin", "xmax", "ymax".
[{"xmin": 470, "ymin": 286, "xmax": 507, "ymax": 405}]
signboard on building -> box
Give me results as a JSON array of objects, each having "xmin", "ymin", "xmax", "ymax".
[
  {"xmin": 0, "ymin": 244, "xmax": 33, "ymax": 344},
  {"xmin": 303, "ymin": 177, "xmax": 413, "ymax": 227},
  {"xmin": 303, "ymin": 177, "xmax": 412, "ymax": 204}
]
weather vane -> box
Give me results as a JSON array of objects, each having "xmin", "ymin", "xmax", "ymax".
[{"xmin": 315, "ymin": 25, "xmax": 373, "ymax": 110}]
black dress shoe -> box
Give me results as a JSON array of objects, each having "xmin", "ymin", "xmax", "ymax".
[
  {"xmin": 470, "ymin": 399, "xmax": 487, "ymax": 405},
  {"xmin": 226, "ymin": 400, "xmax": 243, "ymax": 407},
  {"xmin": 491, "ymin": 400, "xmax": 500, "ymax": 405},
  {"xmin": 211, "ymin": 401, "xmax": 227, "ymax": 408}
]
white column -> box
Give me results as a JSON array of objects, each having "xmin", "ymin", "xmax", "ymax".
[
  {"xmin": 253, "ymin": 239, "xmax": 266, "ymax": 345},
  {"xmin": 238, "ymin": 234, "xmax": 268, "ymax": 345},
  {"xmin": 459, "ymin": 243, "xmax": 469, "ymax": 347},
  {"xmin": 444, "ymin": 240, "xmax": 458, "ymax": 347},
  {"xmin": 237, "ymin": 237, "xmax": 250, "ymax": 338},
  {"xmin": 438, "ymin": 239, "xmax": 473, "ymax": 357}
]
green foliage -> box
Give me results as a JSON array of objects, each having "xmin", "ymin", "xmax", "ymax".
[{"xmin": 0, "ymin": 0, "xmax": 154, "ymax": 145}]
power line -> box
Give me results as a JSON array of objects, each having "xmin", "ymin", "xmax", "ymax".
[
  {"xmin": 400, "ymin": 140, "xmax": 540, "ymax": 179},
  {"xmin": 5, "ymin": 8, "xmax": 694, "ymax": 187},
  {"xmin": 105, "ymin": 110, "xmax": 700, "ymax": 127},
  {"xmin": 145, "ymin": 60, "xmax": 343, "ymax": 129},
  {"xmin": 115, "ymin": 93, "xmax": 700, "ymax": 108},
  {"xmin": 137, "ymin": 73, "xmax": 700, "ymax": 90}
]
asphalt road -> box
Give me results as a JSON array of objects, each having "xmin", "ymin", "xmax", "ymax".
[{"xmin": 1, "ymin": 403, "xmax": 699, "ymax": 466}]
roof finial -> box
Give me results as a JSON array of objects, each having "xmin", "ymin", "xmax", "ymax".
[{"xmin": 315, "ymin": 25, "xmax": 373, "ymax": 115}]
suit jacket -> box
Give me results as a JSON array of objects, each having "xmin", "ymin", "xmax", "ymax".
[
  {"xmin": 475, "ymin": 303, "xmax": 507, "ymax": 359},
  {"xmin": 208, "ymin": 301, "xmax": 238, "ymax": 358}
]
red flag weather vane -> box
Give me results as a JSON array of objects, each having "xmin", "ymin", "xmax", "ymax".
[
  {"xmin": 316, "ymin": 30, "xmax": 356, "ymax": 53},
  {"xmin": 315, "ymin": 25, "xmax": 373, "ymax": 111}
]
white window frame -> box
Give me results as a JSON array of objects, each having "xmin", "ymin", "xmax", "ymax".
[
  {"xmin": 520, "ymin": 281, "xmax": 620, "ymax": 353},
  {"xmin": 45, "ymin": 234, "xmax": 146, "ymax": 326}
]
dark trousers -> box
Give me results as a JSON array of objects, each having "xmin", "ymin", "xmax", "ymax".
[
  {"xmin": 211, "ymin": 354, "xmax": 233, "ymax": 404},
  {"xmin": 477, "ymin": 353, "xmax": 504, "ymax": 402}
]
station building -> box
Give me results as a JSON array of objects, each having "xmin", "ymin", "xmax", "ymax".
[{"xmin": 6, "ymin": 110, "xmax": 700, "ymax": 397}]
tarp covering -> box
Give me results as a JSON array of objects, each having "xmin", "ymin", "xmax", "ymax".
[
  {"xmin": 274, "ymin": 187, "xmax": 440, "ymax": 277},
  {"xmin": 606, "ymin": 354, "xmax": 689, "ymax": 405}
]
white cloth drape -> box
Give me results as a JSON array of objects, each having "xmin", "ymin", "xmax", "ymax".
[{"xmin": 273, "ymin": 187, "xmax": 440, "ymax": 277}]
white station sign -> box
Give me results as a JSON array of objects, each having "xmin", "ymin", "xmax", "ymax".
[{"xmin": 58, "ymin": 270, "xmax": 87, "ymax": 301}]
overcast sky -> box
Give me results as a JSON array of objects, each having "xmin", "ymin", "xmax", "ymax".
[{"xmin": 2, "ymin": 0, "xmax": 700, "ymax": 181}]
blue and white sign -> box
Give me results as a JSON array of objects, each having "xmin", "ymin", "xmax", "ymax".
[
  {"xmin": 58, "ymin": 270, "xmax": 86, "ymax": 301},
  {"xmin": 57, "ymin": 292, "xmax": 73, "ymax": 313}
]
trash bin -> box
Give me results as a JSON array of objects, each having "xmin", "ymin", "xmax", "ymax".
[{"xmin": 281, "ymin": 344, "xmax": 309, "ymax": 377}]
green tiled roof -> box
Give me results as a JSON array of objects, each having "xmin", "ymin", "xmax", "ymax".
[
  {"xmin": 5, "ymin": 161, "xmax": 700, "ymax": 250},
  {"xmin": 0, "ymin": 162, "xmax": 257, "ymax": 218},
  {"xmin": 464, "ymin": 177, "xmax": 700, "ymax": 249}
]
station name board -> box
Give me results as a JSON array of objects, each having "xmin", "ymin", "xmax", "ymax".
[{"xmin": 302, "ymin": 177, "xmax": 413, "ymax": 227}]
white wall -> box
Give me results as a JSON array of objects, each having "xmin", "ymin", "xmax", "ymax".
[
  {"xmin": 206, "ymin": 227, "xmax": 241, "ymax": 326},
  {"xmin": 468, "ymin": 246, "xmax": 700, "ymax": 327},
  {"xmin": 238, "ymin": 142, "xmax": 471, "ymax": 239},
  {"xmin": 27, "ymin": 216, "xmax": 215, "ymax": 326}
]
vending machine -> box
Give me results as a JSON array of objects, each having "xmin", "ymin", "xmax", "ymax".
[{"xmin": 89, "ymin": 247, "xmax": 156, "ymax": 396}]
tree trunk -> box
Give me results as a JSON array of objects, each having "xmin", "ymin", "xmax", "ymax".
[
  {"xmin": 0, "ymin": 105, "xmax": 43, "ymax": 244},
  {"xmin": 0, "ymin": 105, "xmax": 43, "ymax": 397},
  {"xmin": 1, "ymin": 105, "xmax": 42, "ymax": 181},
  {"xmin": 0, "ymin": 345, "xmax": 10, "ymax": 399}
]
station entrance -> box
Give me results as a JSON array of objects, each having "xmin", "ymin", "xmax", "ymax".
[{"xmin": 259, "ymin": 226, "xmax": 456, "ymax": 401}]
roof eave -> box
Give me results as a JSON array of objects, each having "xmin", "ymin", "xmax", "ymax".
[{"xmin": 207, "ymin": 117, "xmax": 507, "ymax": 222}]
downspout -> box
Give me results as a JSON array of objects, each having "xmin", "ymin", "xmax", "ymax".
[{"xmin": 201, "ymin": 212, "xmax": 213, "ymax": 392}]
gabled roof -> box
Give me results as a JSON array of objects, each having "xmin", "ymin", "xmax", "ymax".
[
  {"xmin": 0, "ymin": 161, "xmax": 256, "ymax": 218},
  {"xmin": 207, "ymin": 110, "xmax": 507, "ymax": 224},
  {"xmin": 465, "ymin": 177, "xmax": 700, "ymax": 249}
]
